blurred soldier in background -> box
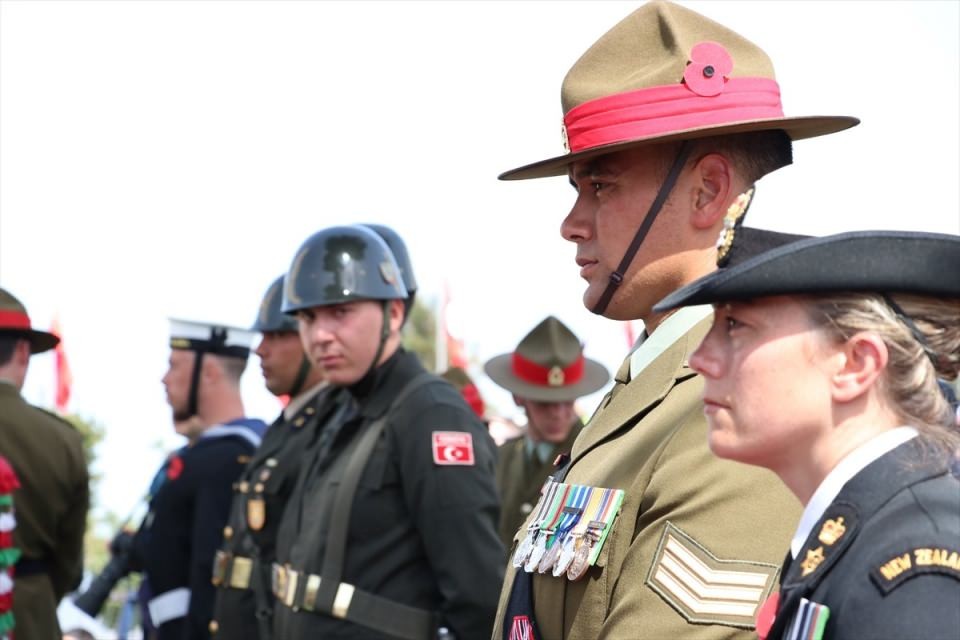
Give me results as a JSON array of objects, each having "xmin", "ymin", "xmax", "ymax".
[
  {"xmin": 484, "ymin": 316, "xmax": 608, "ymax": 550},
  {"xmin": 135, "ymin": 319, "xmax": 266, "ymax": 639},
  {"xmin": 272, "ymin": 225, "xmax": 503, "ymax": 639},
  {"xmin": 209, "ymin": 276, "xmax": 340, "ymax": 640},
  {"xmin": 0, "ymin": 287, "xmax": 89, "ymax": 640}
]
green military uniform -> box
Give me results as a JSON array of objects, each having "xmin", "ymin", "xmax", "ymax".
[
  {"xmin": 0, "ymin": 383, "xmax": 88, "ymax": 640},
  {"xmin": 0, "ymin": 288, "xmax": 89, "ymax": 640},
  {"xmin": 494, "ymin": 316, "xmax": 801, "ymax": 639},
  {"xmin": 495, "ymin": 424, "xmax": 581, "ymax": 551}
]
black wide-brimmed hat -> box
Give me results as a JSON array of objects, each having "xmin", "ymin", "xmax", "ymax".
[
  {"xmin": 654, "ymin": 229, "xmax": 960, "ymax": 312},
  {"xmin": 0, "ymin": 287, "xmax": 59, "ymax": 354},
  {"xmin": 484, "ymin": 316, "xmax": 609, "ymax": 402}
]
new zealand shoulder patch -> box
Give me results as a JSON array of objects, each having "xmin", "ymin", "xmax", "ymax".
[
  {"xmin": 871, "ymin": 545, "xmax": 960, "ymax": 595},
  {"xmin": 645, "ymin": 521, "xmax": 780, "ymax": 629},
  {"xmin": 431, "ymin": 431, "xmax": 475, "ymax": 466}
]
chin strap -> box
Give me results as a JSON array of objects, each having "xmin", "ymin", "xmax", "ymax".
[
  {"xmin": 287, "ymin": 353, "xmax": 312, "ymax": 398},
  {"xmin": 591, "ymin": 141, "xmax": 693, "ymax": 316}
]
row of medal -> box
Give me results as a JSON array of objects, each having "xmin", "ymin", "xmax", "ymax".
[{"xmin": 512, "ymin": 479, "xmax": 624, "ymax": 581}]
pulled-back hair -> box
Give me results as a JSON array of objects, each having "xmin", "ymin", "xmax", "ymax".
[{"xmin": 806, "ymin": 293, "xmax": 960, "ymax": 457}]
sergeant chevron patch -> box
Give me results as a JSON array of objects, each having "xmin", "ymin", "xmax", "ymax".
[{"xmin": 645, "ymin": 521, "xmax": 780, "ymax": 629}]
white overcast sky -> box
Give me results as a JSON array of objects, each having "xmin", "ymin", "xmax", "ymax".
[{"xmin": 1, "ymin": 0, "xmax": 958, "ymax": 519}]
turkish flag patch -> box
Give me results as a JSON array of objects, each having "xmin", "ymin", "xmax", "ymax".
[{"xmin": 432, "ymin": 431, "xmax": 475, "ymax": 466}]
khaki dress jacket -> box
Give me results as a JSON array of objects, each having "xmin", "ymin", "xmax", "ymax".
[
  {"xmin": 0, "ymin": 381, "xmax": 88, "ymax": 640},
  {"xmin": 493, "ymin": 318, "xmax": 801, "ymax": 640}
]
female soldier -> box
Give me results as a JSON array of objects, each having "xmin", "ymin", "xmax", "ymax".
[{"xmin": 654, "ymin": 228, "xmax": 960, "ymax": 640}]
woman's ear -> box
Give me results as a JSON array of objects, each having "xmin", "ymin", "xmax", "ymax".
[{"xmin": 831, "ymin": 332, "xmax": 889, "ymax": 403}]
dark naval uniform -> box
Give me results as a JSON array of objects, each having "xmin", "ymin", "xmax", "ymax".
[
  {"xmin": 272, "ymin": 349, "xmax": 504, "ymax": 640},
  {"xmin": 767, "ymin": 438, "xmax": 960, "ymax": 640},
  {"xmin": 495, "ymin": 423, "xmax": 582, "ymax": 551},
  {"xmin": 210, "ymin": 385, "xmax": 342, "ymax": 640},
  {"xmin": 0, "ymin": 381, "xmax": 88, "ymax": 640},
  {"xmin": 495, "ymin": 318, "xmax": 802, "ymax": 640},
  {"xmin": 140, "ymin": 418, "xmax": 265, "ymax": 640}
]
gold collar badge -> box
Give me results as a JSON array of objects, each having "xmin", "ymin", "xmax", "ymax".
[{"xmin": 715, "ymin": 187, "xmax": 755, "ymax": 266}]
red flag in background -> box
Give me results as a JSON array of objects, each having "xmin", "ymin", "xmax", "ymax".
[
  {"xmin": 50, "ymin": 313, "xmax": 73, "ymax": 413},
  {"xmin": 440, "ymin": 282, "xmax": 468, "ymax": 369}
]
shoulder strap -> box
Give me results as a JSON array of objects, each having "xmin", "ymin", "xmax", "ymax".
[{"xmin": 314, "ymin": 372, "xmax": 435, "ymax": 615}]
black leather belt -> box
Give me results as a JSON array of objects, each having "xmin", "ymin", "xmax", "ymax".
[{"xmin": 16, "ymin": 557, "xmax": 50, "ymax": 577}]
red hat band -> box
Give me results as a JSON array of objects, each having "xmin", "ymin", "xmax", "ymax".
[
  {"xmin": 512, "ymin": 352, "xmax": 585, "ymax": 388},
  {"xmin": 562, "ymin": 42, "xmax": 784, "ymax": 154},
  {"xmin": 0, "ymin": 310, "xmax": 32, "ymax": 331}
]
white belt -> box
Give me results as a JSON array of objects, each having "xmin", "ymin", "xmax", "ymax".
[{"xmin": 148, "ymin": 587, "xmax": 190, "ymax": 625}]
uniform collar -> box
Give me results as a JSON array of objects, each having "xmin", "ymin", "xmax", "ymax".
[
  {"xmin": 352, "ymin": 348, "xmax": 423, "ymax": 418},
  {"xmin": 283, "ymin": 380, "xmax": 330, "ymax": 421},
  {"xmin": 629, "ymin": 305, "xmax": 712, "ymax": 380},
  {"xmin": 790, "ymin": 426, "xmax": 918, "ymax": 559}
]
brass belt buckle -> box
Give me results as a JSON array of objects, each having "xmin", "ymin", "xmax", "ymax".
[
  {"xmin": 302, "ymin": 574, "xmax": 321, "ymax": 612},
  {"xmin": 271, "ymin": 563, "xmax": 287, "ymax": 600},
  {"xmin": 283, "ymin": 568, "xmax": 300, "ymax": 609},
  {"xmin": 230, "ymin": 556, "xmax": 253, "ymax": 589},
  {"xmin": 211, "ymin": 550, "xmax": 230, "ymax": 587},
  {"xmin": 331, "ymin": 582, "xmax": 355, "ymax": 619}
]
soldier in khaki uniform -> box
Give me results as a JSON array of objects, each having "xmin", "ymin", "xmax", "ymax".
[
  {"xmin": 493, "ymin": 3, "xmax": 859, "ymax": 639},
  {"xmin": 0, "ymin": 287, "xmax": 89, "ymax": 640},
  {"xmin": 483, "ymin": 317, "xmax": 608, "ymax": 550}
]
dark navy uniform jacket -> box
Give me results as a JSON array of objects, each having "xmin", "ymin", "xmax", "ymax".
[
  {"xmin": 211, "ymin": 386, "xmax": 342, "ymax": 640},
  {"xmin": 273, "ymin": 349, "xmax": 504, "ymax": 640},
  {"xmin": 769, "ymin": 438, "xmax": 960, "ymax": 640},
  {"xmin": 141, "ymin": 417, "xmax": 266, "ymax": 640}
]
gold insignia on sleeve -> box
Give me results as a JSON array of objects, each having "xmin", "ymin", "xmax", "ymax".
[
  {"xmin": 801, "ymin": 547, "xmax": 825, "ymax": 576},
  {"xmin": 818, "ymin": 517, "xmax": 846, "ymax": 546}
]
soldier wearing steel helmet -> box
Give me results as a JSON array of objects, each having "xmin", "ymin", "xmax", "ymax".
[
  {"xmin": 494, "ymin": 2, "xmax": 859, "ymax": 639},
  {"xmin": 209, "ymin": 275, "xmax": 342, "ymax": 640},
  {"xmin": 271, "ymin": 224, "xmax": 503, "ymax": 640}
]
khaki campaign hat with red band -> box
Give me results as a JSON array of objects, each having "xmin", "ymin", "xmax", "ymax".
[
  {"xmin": 484, "ymin": 316, "xmax": 609, "ymax": 403},
  {"xmin": 500, "ymin": 0, "xmax": 859, "ymax": 180},
  {"xmin": 0, "ymin": 287, "xmax": 59, "ymax": 354}
]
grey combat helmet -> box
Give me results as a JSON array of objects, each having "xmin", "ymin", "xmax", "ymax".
[
  {"xmin": 282, "ymin": 225, "xmax": 407, "ymax": 384},
  {"xmin": 252, "ymin": 276, "xmax": 299, "ymax": 333},
  {"xmin": 282, "ymin": 225, "xmax": 407, "ymax": 314},
  {"xmin": 360, "ymin": 223, "xmax": 417, "ymax": 324},
  {"xmin": 253, "ymin": 275, "xmax": 311, "ymax": 397}
]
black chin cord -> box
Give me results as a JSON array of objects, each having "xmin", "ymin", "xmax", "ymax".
[{"xmin": 591, "ymin": 141, "xmax": 693, "ymax": 316}]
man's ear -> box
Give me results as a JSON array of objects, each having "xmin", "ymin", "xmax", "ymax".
[
  {"xmin": 831, "ymin": 332, "xmax": 889, "ymax": 404},
  {"xmin": 689, "ymin": 153, "xmax": 734, "ymax": 230},
  {"xmin": 388, "ymin": 299, "xmax": 405, "ymax": 333},
  {"xmin": 201, "ymin": 355, "xmax": 223, "ymax": 384},
  {"xmin": 14, "ymin": 339, "xmax": 31, "ymax": 367}
]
